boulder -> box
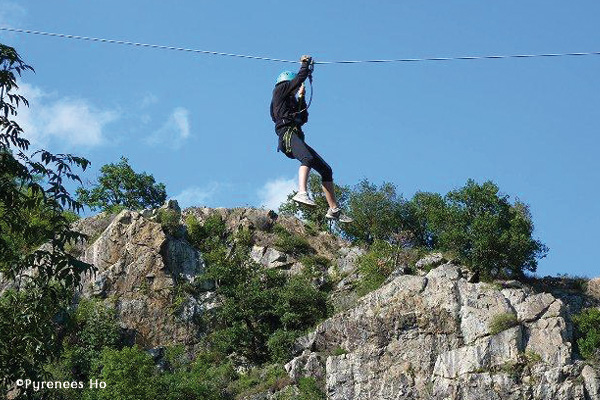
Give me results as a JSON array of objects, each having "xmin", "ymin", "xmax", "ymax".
[
  {"xmin": 250, "ymin": 246, "xmax": 292, "ymax": 269},
  {"xmin": 285, "ymin": 350, "xmax": 325, "ymax": 382}
]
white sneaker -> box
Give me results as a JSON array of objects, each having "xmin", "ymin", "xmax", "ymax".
[
  {"xmin": 326, "ymin": 207, "xmax": 353, "ymax": 223},
  {"xmin": 292, "ymin": 191, "xmax": 316, "ymax": 206}
]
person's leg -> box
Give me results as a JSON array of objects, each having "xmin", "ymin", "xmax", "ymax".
[
  {"xmin": 303, "ymin": 144, "xmax": 352, "ymax": 222},
  {"xmin": 288, "ymin": 133, "xmax": 316, "ymax": 205},
  {"xmin": 289, "ymin": 133, "xmax": 315, "ymax": 194},
  {"xmin": 303, "ymin": 144, "xmax": 337, "ymax": 207},
  {"xmin": 321, "ymin": 181, "xmax": 337, "ymax": 209},
  {"xmin": 288, "ymin": 134, "xmax": 350, "ymax": 223},
  {"xmin": 299, "ymin": 165, "xmax": 310, "ymax": 193}
]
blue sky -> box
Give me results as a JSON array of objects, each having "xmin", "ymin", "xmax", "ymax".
[{"xmin": 1, "ymin": 1, "xmax": 599, "ymax": 278}]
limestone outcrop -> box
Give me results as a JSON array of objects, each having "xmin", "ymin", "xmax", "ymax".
[
  {"xmin": 78, "ymin": 209, "xmax": 207, "ymax": 347},
  {"xmin": 286, "ymin": 264, "xmax": 600, "ymax": 400}
]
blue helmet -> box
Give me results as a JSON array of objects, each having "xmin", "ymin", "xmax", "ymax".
[{"xmin": 276, "ymin": 71, "xmax": 296, "ymax": 84}]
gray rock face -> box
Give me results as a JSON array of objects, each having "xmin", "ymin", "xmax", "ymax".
[
  {"xmin": 162, "ymin": 199, "xmax": 181, "ymax": 213},
  {"xmin": 588, "ymin": 278, "xmax": 600, "ymax": 301},
  {"xmin": 433, "ymin": 326, "xmax": 522, "ymax": 379},
  {"xmin": 142, "ymin": 199, "xmax": 182, "ymax": 220},
  {"xmin": 64, "ymin": 206, "xmax": 348, "ymax": 351},
  {"xmin": 79, "ymin": 210, "xmax": 207, "ymax": 347},
  {"xmin": 163, "ymin": 237, "xmax": 208, "ymax": 285},
  {"xmin": 285, "ymin": 350, "xmax": 325, "ymax": 383},
  {"xmin": 246, "ymin": 209, "xmax": 277, "ymax": 231},
  {"xmin": 336, "ymin": 246, "xmax": 364, "ymax": 275},
  {"xmin": 458, "ymin": 279, "xmax": 514, "ymax": 344},
  {"xmin": 288, "ymin": 264, "xmax": 600, "ymax": 400},
  {"xmin": 250, "ymin": 246, "xmax": 292, "ymax": 269},
  {"xmin": 583, "ymin": 365, "xmax": 600, "ymax": 399},
  {"xmin": 415, "ymin": 252, "xmax": 446, "ymax": 270}
]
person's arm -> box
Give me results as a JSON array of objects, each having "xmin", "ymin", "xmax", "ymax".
[
  {"xmin": 296, "ymin": 84, "xmax": 309, "ymax": 124},
  {"xmin": 282, "ymin": 55, "xmax": 312, "ymax": 97}
]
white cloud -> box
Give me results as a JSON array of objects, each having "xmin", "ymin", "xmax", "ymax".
[
  {"xmin": 174, "ymin": 183, "xmax": 219, "ymax": 208},
  {"xmin": 257, "ymin": 177, "xmax": 297, "ymax": 211},
  {"xmin": 15, "ymin": 83, "xmax": 118, "ymax": 148},
  {"xmin": 0, "ymin": 1, "xmax": 26, "ymax": 27},
  {"xmin": 140, "ymin": 93, "xmax": 158, "ymax": 108},
  {"xmin": 146, "ymin": 107, "xmax": 191, "ymax": 147},
  {"xmin": 172, "ymin": 108, "xmax": 190, "ymax": 139}
]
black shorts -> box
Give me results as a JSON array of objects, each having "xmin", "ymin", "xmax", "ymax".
[{"xmin": 276, "ymin": 125, "xmax": 333, "ymax": 182}]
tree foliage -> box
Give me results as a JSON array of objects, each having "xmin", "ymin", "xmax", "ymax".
[
  {"xmin": 573, "ymin": 308, "xmax": 600, "ymax": 362},
  {"xmin": 341, "ymin": 179, "xmax": 410, "ymax": 244},
  {"xmin": 355, "ymin": 239, "xmax": 417, "ymax": 296},
  {"xmin": 206, "ymin": 258, "xmax": 326, "ymax": 364},
  {"xmin": 57, "ymin": 298, "xmax": 121, "ymax": 381},
  {"xmin": 0, "ymin": 43, "xmax": 93, "ymax": 396},
  {"xmin": 409, "ymin": 179, "xmax": 548, "ymax": 279},
  {"xmin": 76, "ymin": 156, "xmax": 166, "ymax": 212},
  {"xmin": 87, "ymin": 345, "xmax": 158, "ymax": 400},
  {"xmin": 317, "ymin": 177, "xmax": 548, "ymax": 281}
]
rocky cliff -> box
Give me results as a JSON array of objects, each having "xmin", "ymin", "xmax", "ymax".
[
  {"xmin": 66, "ymin": 204, "xmax": 600, "ymax": 399},
  {"xmin": 287, "ymin": 264, "xmax": 600, "ymax": 399}
]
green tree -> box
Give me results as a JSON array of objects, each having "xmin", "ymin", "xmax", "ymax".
[
  {"xmin": 573, "ymin": 308, "xmax": 600, "ymax": 361},
  {"xmin": 1, "ymin": 183, "xmax": 57, "ymax": 264},
  {"xmin": 84, "ymin": 346, "xmax": 158, "ymax": 400},
  {"xmin": 405, "ymin": 191, "xmax": 446, "ymax": 248},
  {"xmin": 341, "ymin": 179, "xmax": 409, "ymax": 244},
  {"xmin": 0, "ymin": 43, "xmax": 93, "ymax": 397},
  {"xmin": 76, "ymin": 156, "xmax": 166, "ymax": 212},
  {"xmin": 408, "ymin": 179, "xmax": 548, "ymax": 279},
  {"xmin": 206, "ymin": 248, "xmax": 327, "ymax": 364},
  {"xmin": 55, "ymin": 299, "xmax": 121, "ymax": 381},
  {"xmin": 279, "ymin": 173, "xmax": 350, "ymax": 231}
]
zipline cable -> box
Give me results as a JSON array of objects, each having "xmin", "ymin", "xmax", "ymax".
[
  {"xmin": 0, "ymin": 27, "xmax": 299, "ymax": 64},
  {"xmin": 2, "ymin": 26, "xmax": 600, "ymax": 65},
  {"xmin": 315, "ymin": 52, "xmax": 600, "ymax": 64}
]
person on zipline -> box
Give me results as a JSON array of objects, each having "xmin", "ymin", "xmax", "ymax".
[{"xmin": 270, "ymin": 54, "xmax": 352, "ymax": 223}]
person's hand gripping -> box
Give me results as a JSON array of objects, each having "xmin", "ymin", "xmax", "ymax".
[{"xmin": 300, "ymin": 55, "xmax": 312, "ymax": 64}]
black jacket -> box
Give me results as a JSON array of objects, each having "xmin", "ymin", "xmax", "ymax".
[{"xmin": 270, "ymin": 61, "xmax": 311, "ymax": 131}]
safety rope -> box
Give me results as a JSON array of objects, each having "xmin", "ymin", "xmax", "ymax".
[
  {"xmin": 2, "ymin": 27, "xmax": 600, "ymax": 65},
  {"xmin": 293, "ymin": 61, "xmax": 314, "ymax": 116}
]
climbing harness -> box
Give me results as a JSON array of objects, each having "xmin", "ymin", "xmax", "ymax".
[
  {"xmin": 282, "ymin": 126, "xmax": 295, "ymax": 155},
  {"xmin": 281, "ymin": 125, "xmax": 304, "ymax": 158}
]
